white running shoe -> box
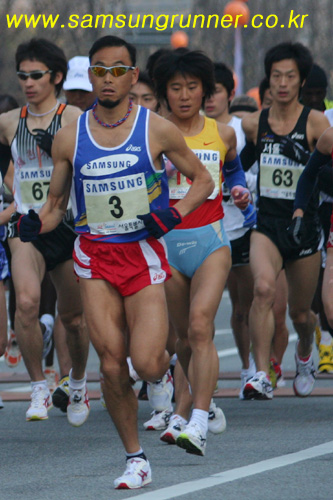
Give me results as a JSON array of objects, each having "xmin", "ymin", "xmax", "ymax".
[
  {"xmin": 0, "ymin": 395, "xmax": 4, "ymax": 409},
  {"xmin": 176, "ymin": 421, "xmax": 207, "ymax": 456},
  {"xmin": 114, "ymin": 458, "xmax": 152, "ymax": 489},
  {"xmin": 40, "ymin": 314, "xmax": 54, "ymax": 359},
  {"xmin": 67, "ymin": 385, "xmax": 90, "ymax": 427},
  {"xmin": 143, "ymin": 407, "xmax": 173, "ymax": 430},
  {"xmin": 208, "ymin": 400, "xmax": 226, "ymax": 434},
  {"xmin": 242, "ymin": 371, "xmax": 273, "ymax": 400},
  {"xmin": 293, "ymin": 347, "xmax": 316, "ymax": 397},
  {"xmin": 160, "ymin": 414, "xmax": 186, "ymax": 444},
  {"xmin": 147, "ymin": 369, "xmax": 173, "ymax": 412},
  {"xmin": 239, "ymin": 353, "xmax": 257, "ymax": 399},
  {"xmin": 26, "ymin": 385, "xmax": 52, "ymax": 421}
]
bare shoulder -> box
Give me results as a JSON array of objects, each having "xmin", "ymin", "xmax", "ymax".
[
  {"xmin": 149, "ymin": 111, "xmax": 182, "ymax": 148},
  {"xmin": 61, "ymin": 104, "xmax": 83, "ymax": 126},
  {"xmin": 217, "ymin": 121, "xmax": 236, "ymax": 142},
  {"xmin": 0, "ymin": 108, "xmax": 21, "ymax": 143},
  {"xmin": 317, "ymin": 126, "xmax": 333, "ymax": 155},
  {"xmin": 241, "ymin": 110, "xmax": 261, "ymax": 141},
  {"xmin": 52, "ymin": 119, "xmax": 78, "ymax": 158},
  {"xmin": 308, "ymin": 108, "xmax": 330, "ymax": 129}
]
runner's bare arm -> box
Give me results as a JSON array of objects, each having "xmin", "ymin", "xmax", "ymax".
[
  {"xmin": 307, "ymin": 109, "xmax": 330, "ymax": 150},
  {"xmin": 61, "ymin": 104, "xmax": 82, "ymax": 126},
  {"xmin": 38, "ymin": 124, "xmax": 76, "ymax": 232},
  {"xmin": 152, "ymin": 116, "xmax": 214, "ymax": 218}
]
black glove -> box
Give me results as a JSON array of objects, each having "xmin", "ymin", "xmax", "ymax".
[
  {"xmin": 33, "ymin": 129, "xmax": 54, "ymax": 157},
  {"xmin": 137, "ymin": 207, "xmax": 182, "ymax": 239},
  {"xmin": 17, "ymin": 209, "xmax": 42, "ymax": 242},
  {"xmin": 287, "ymin": 216, "xmax": 306, "ymax": 245},
  {"xmin": 280, "ymin": 137, "xmax": 310, "ymax": 165}
]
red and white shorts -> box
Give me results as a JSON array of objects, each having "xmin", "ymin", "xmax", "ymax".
[{"xmin": 73, "ymin": 235, "xmax": 171, "ymax": 296}]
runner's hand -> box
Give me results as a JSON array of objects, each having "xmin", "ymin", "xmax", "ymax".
[
  {"xmin": 33, "ymin": 129, "xmax": 54, "ymax": 157},
  {"xmin": 287, "ymin": 216, "xmax": 305, "ymax": 245},
  {"xmin": 18, "ymin": 209, "xmax": 42, "ymax": 242},
  {"xmin": 280, "ymin": 137, "xmax": 310, "ymax": 165},
  {"xmin": 137, "ymin": 207, "xmax": 182, "ymax": 239}
]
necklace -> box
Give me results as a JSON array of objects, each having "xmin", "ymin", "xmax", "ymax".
[
  {"xmin": 92, "ymin": 100, "xmax": 133, "ymax": 128},
  {"xmin": 27, "ymin": 100, "xmax": 59, "ymax": 117}
]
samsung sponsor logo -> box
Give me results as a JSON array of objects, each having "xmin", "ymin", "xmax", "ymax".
[{"xmin": 80, "ymin": 154, "xmax": 139, "ymax": 176}]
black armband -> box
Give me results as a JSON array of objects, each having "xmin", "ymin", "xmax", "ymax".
[{"xmin": 240, "ymin": 140, "xmax": 257, "ymax": 171}]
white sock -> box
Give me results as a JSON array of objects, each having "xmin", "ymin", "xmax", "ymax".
[
  {"xmin": 31, "ymin": 380, "xmax": 48, "ymax": 390},
  {"xmin": 172, "ymin": 414, "xmax": 187, "ymax": 425},
  {"xmin": 69, "ymin": 368, "xmax": 86, "ymax": 390},
  {"xmin": 320, "ymin": 330, "xmax": 333, "ymax": 345},
  {"xmin": 190, "ymin": 409, "xmax": 208, "ymax": 435}
]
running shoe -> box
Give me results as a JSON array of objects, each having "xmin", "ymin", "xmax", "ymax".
[
  {"xmin": 114, "ymin": 458, "xmax": 152, "ymax": 490},
  {"xmin": 26, "ymin": 385, "xmax": 52, "ymax": 421},
  {"xmin": 160, "ymin": 414, "xmax": 186, "ymax": 444},
  {"xmin": 40, "ymin": 314, "xmax": 54, "ymax": 359},
  {"xmin": 269, "ymin": 358, "xmax": 283, "ymax": 389},
  {"xmin": 52, "ymin": 375, "xmax": 70, "ymax": 412},
  {"xmin": 0, "ymin": 395, "xmax": 4, "ymax": 409},
  {"xmin": 147, "ymin": 369, "xmax": 173, "ymax": 412},
  {"xmin": 239, "ymin": 353, "xmax": 257, "ymax": 399},
  {"xmin": 208, "ymin": 400, "xmax": 226, "ymax": 434},
  {"xmin": 176, "ymin": 421, "xmax": 207, "ymax": 456},
  {"xmin": 67, "ymin": 385, "xmax": 90, "ymax": 426},
  {"xmin": 4, "ymin": 330, "xmax": 22, "ymax": 368},
  {"xmin": 44, "ymin": 367, "xmax": 59, "ymax": 393},
  {"xmin": 293, "ymin": 347, "xmax": 316, "ymax": 397},
  {"xmin": 143, "ymin": 407, "xmax": 173, "ymax": 431},
  {"xmin": 317, "ymin": 343, "xmax": 333, "ymax": 374},
  {"xmin": 242, "ymin": 371, "xmax": 273, "ymax": 400}
]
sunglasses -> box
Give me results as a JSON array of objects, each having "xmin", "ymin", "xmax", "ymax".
[
  {"xmin": 89, "ymin": 65, "xmax": 135, "ymax": 77},
  {"xmin": 17, "ymin": 70, "xmax": 53, "ymax": 81}
]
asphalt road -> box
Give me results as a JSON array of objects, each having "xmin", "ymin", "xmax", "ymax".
[{"xmin": 1, "ymin": 290, "xmax": 332, "ymax": 500}]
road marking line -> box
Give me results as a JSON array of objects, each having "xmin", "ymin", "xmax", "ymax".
[{"xmin": 126, "ymin": 441, "xmax": 333, "ymax": 500}]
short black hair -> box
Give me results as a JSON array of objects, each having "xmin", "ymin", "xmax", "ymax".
[
  {"xmin": 213, "ymin": 62, "xmax": 234, "ymax": 97},
  {"xmin": 303, "ymin": 63, "xmax": 327, "ymax": 89},
  {"xmin": 15, "ymin": 38, "xmax": 67, "ymax": 97},
  {"xmin": 259, "ymin": 77, "xmax": 270, "ymax": 105},
  {"xmin": 146, "ymin": 48, "xmax": 171, "ymax": 81},
  {"xmin": 153, "ymin": 49, "xmax": 215, "ymax": 105},
  {"xmin": 264, "ymin": 41, "xmax": 313, "ymax": 84},
  {"xmin": 89, "ymin": 35, "xmax": 136, "ymax": 66},
  {"xmin": 137, "ymin": 71, "xmax": 154, "ymax": 91},
  {"xmin": 0, "ymin": 94, "xmax": 19, "ymax": 114}
]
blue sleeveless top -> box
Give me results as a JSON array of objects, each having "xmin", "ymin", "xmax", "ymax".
[{"xmin": 72, "ymin": 106, "xmax": 169, "ymax": 243}]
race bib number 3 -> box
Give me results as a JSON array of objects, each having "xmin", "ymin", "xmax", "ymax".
[
  {"xmin": 20, "ymin": 166, "xmax": 52, "ymax": 211},
  {"xmin": 83, "ymin": 172, "xmax": 149, "ymax": 234},
  {"xmin": 260, "ymin": 153, "xmax": 304, "ymax": 200}
]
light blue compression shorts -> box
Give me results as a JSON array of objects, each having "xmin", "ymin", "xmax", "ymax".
[{"xmin": 163, "ymin": 219, "xmax": 230, "ymax": 278}]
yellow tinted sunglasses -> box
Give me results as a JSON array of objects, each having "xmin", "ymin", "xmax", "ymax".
[{"xmin": 89, "ymin": 65, "xmax": 135, "ymax": 77}]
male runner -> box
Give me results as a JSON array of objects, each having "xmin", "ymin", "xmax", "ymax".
[
  {"xmin": 0, "ymin": 38, "xmax": 90, "ymax": 424},
  {"xmin": 292, "ymin": 126, "xmax": 333, "ymax": 331},
  {"xmin": 18, "ymin": 36, "xmax": 214, "ymax": 489},
  {"xmin": 241, "ymin": 42, "xmax": 330, "ymax": 399}
]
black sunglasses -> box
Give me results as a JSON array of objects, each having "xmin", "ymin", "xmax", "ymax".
[{"xmin": 17, "ymin": 70, "xmax": 53, "ymax": 81}]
